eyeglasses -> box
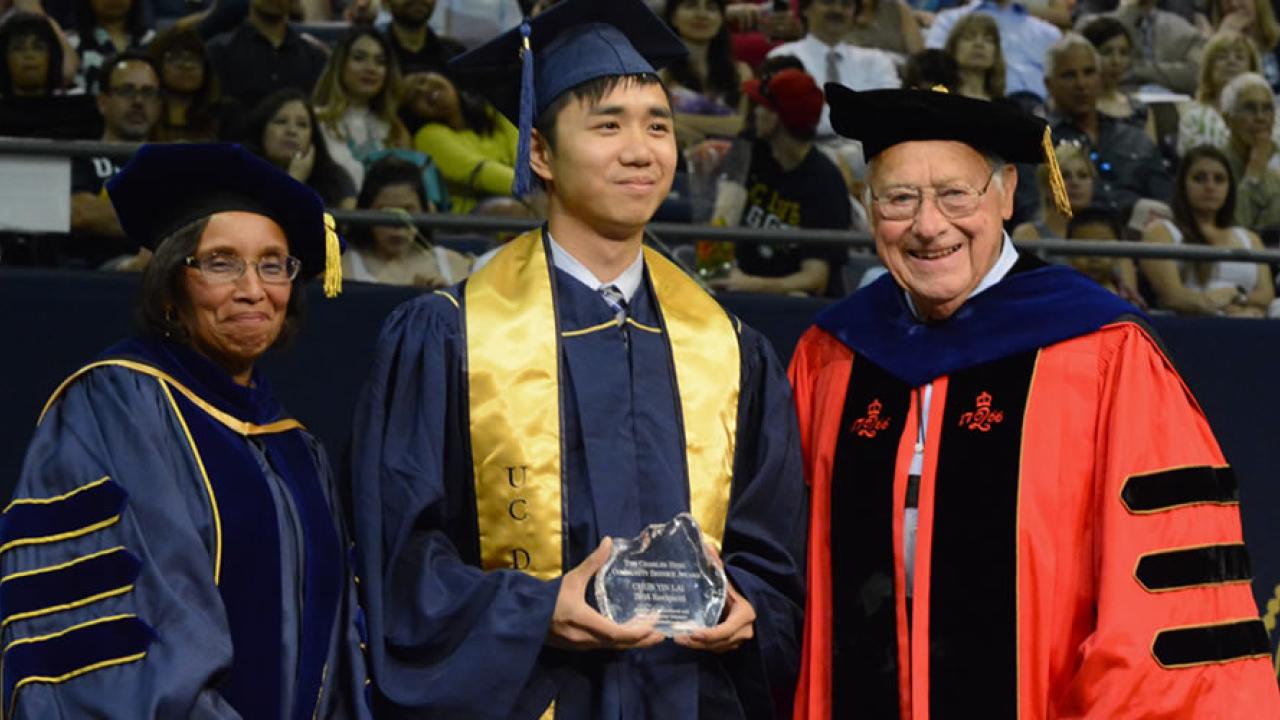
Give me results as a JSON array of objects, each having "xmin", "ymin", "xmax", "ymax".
[
  {"xmin": 107, "ymin": 85, "xmax": 161, "ymax": 101},
  {"xmin": 869, "ymin": 170, "xmax": 997, "ymax": 221},
  {"xmin": 184, "ymin": 252, "xmax": 301, "ymax": 284}
]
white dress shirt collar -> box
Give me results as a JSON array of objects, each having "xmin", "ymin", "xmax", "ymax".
[{"xmin": 547, "ymin": 231, "xmax": 645, "ymax": 303}]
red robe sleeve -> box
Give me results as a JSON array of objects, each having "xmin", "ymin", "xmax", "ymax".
[
  {"xmin": 787, "ymin": 327, "xmax": 853, "ymax": 720},
  {"xmin": 1050, "ymin": 323, "xmax": 1280, "ymax": 717}
]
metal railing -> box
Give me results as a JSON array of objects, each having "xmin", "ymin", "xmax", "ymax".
[
  {"xmin": 329, "ymin": 209, "xmax": 1280, "ymax": 264},
  {"xmin": 6, "ymin": 137, "xmax": 1280, "ymax": 264}
]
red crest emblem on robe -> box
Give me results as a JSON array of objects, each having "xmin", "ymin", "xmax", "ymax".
[
  {"xmin": 958, "ymin": 391, "xmax": 1004, "ymax": 432},
  {"xmin": 851, "ymin": 399, "xmax": 892, "ymax": 438}
]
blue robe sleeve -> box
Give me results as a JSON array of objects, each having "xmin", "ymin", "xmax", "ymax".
[
  {"xmin": 717, "ymin": 325, "xmax": 808, "ymax": 720},
  {"xmin": 1, "ymin": 366, "xmax": 241, "ymax": 718},
  {"xmin": 348, "ymin": 293, "xmax": 562, "ymax": 719}
]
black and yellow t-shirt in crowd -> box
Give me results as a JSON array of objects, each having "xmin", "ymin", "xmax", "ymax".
[{"xmin": 738, "ymin": 139, "xmax": 851, "ymax": 296}]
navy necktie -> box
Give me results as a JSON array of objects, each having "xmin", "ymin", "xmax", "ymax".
[{"xmin": 600, "ymin": 284, "xmax": 628, "ymax": 327}]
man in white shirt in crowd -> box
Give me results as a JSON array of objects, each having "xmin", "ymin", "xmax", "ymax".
[
  {"xmin": 767, "ymin": 0, "xmax": 899, "ymax": 186},
  {"xmin": 767, "ymin": 0, "xmax": 900, "ymax": 142}
]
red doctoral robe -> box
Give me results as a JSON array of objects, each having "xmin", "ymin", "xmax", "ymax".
[{"xmin": 788, "ymin": 259, "xmax": 1280, "ymax": 719}]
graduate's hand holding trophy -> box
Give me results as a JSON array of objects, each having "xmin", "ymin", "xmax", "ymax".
[
  {"xmin": 671, "ymin": 543, "xmax": 757, "ymax": 653},
  {"xmin": 546, "ymin": 538, "xmax": 666, "ymax": 651},
  {"xmin": 547, "ymin": 513, "xmax": 755, "ymax": 652},
  {"xmin": 594, "ymin": 513, "xmax": 756, "ymax": 652}
]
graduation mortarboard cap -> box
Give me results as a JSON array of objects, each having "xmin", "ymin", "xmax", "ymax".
[
  {"xmin": 107, "ymin": 143, "xmax": 344, "ymax": 297},
  {"xmin": 448, "ymin": 0, "xmax": 687, "ymax": 196},
  {"xmin": 825, "ymin": 84, "xmax": 1073, "ymax": 217}
]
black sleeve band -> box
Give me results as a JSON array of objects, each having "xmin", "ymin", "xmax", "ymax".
[
  {"xmin": 1135, "ymin": 544, "xmax": 1252, "ymax": 592},
  {"xmin": 1121, "ymin": 466, "xmax": 1237, "ymax": 514},
  {"xmin": 1152, "ymin": 619, "xmax": 1271, "ymax": 669}
]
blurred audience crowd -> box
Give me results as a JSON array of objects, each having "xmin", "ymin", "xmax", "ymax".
[{"xmin": 3, "ymin": 0, "xmax": 1280, "ymax": 315}]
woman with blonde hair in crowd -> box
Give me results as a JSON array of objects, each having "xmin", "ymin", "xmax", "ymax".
[
  {"xmin": 312, "ymin": 27, "xmax": 410, "ymax": 189},
  {"xmin": 1014, "ymin": 140, "xmax": 1144, "ymax": 302},
  {"xmin": 1210, "ymin": 0, "xmax": 1280, "ymax": 88},
  {"xmin": 1178, "ymin": 30, "xmax": 1265, "ymax": 155},
  {"xmin": 943, "ymin": 13, "xmax": 1005, "ymax": 101},
  {"xmin": 1141, "ymin": 144, "xmax": 1275, "ymax": 316},
  {"xmin": 1013, "ymin": 141, "xmax": 1095, "ymax": 240}
]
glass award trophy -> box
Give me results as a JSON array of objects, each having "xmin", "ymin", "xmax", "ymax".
[{"xmin": 593, "ymin": 513, "xmax": 727, "ymax": 635}]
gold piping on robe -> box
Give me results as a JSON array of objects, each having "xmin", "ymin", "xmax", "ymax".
[{"xmin": 40, "ymin": 360, "xmax": 304, "ymax": 436}]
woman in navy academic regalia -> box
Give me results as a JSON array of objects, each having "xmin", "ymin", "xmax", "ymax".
[{"xmin": 0, "ymin": 144, "xmax": 371, "ymax": 719}]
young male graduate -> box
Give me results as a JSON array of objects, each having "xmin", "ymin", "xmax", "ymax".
[
  {"xmin": 788, "ymin": 86, "xmax": 1280, "ymax": 718},
  {"xmin": 347, "ymin": 1, "xmax": 807, "ymax": 718}
]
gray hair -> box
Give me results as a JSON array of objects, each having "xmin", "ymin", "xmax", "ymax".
[
  {"xmin": 1043, "ymin": 32, "xmax": 1099, "ymax": 78},
  {"xmin": 1220, "ymin": 71, "xmax": 1273, "ymax": 116}
]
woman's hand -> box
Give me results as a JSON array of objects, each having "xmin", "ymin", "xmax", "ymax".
[
  {"xmin": 1117, "ymin": 280, "xmax": 1148, "ymax": 310},
  {"xmin": 1224, "ymin": 302, "xmax": 1265, "ymax": 318},
  {"xmin": 1203, "ymin": 285, "xmax": 1239, "ymax": 311},
  {"xmin": 1245, "ymin": 136, "xmax": 1274, "ymax": 181},
  {"xmin": 1219, "ymin": 9, "xmax": 1252, "ymax": 34},
  {"xmin": 288, "ymin": 145, "xmax": 315, "ymax": 183}
]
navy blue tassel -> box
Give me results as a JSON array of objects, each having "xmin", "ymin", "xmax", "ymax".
[{"xmin": 513, "ymin": 19, "xmax": 535, "ymax": 198}]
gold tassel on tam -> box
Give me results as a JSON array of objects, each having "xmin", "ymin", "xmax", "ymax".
[
  {"xmin": 323, "ymin": 212, "xmax": 342, "ymax": 298},
  {"xmin": 1042, "ymin": 126, "xmax": 1073, "ymax": 218}
]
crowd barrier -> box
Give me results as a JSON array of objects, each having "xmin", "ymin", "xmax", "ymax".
[
  {"xmin": 6, "ymin": 137, "xmax": 1280, "ymax": 265},
  {"xmin": 3, "ymin": 267, "xmax": 1280, "ymax": 674}
]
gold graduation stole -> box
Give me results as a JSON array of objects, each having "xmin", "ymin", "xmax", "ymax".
[{"xmin": 464, "ymin": 229, "xmax": 740, "ymax": 581}]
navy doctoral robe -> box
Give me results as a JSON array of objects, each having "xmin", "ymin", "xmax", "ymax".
[
  {"xmin": 0, "ymin": 337, "xmax": 371, "ymax": 719},
  {"xmin": 349, "ymin": 265, "xmax": 808, "ymax": 719}
]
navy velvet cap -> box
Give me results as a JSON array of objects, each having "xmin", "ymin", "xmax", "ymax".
[
  {"xmin": 825, "ymin": 84, "xmax": 1049, "ymax": 163},
  {"xmin": 107, "ymin": 143, "xmax": 334, "ymax": 279},
  {"xmin": 448, "ymin": 0, "xmax": 687, "ymax": 124}
]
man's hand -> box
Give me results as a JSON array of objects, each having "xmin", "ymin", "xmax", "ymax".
[
  {"xmin": 673, "ymin": 544, "xmax": 756, "ymax": 653},
  {"xmin": 708, "ymin": 267, "xmax": 764, "ymax": 293},
  {"xmin": 546, "ymin": 539, "xmax": 666, "ymax": 651}
]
